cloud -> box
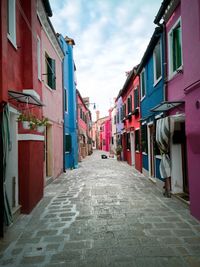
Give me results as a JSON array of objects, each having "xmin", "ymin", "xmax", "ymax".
[{"xmin": 49, "ymin": 0, "xmax": 162, "ymax": 118}]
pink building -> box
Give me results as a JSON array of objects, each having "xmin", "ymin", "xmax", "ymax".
[
  {"xmin": 38, "ymin": 0, "xmax": 64, "ymax": 183},
  {"xmin": 154, "ymin": 0, "xmax": 200, "ymax": 220},
  {"xmin": 101, "ymin": 113, "xmax": 111, "ymax": 152}
]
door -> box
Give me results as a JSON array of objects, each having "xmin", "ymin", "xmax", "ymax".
[
  {"xmin": 148, "ymin": 124, "xmax": 155, "ymax": 177},
  {"xmin": 6, "ymin": 111, "xmax": 19, "ymax": 210},
  {"xmin": 130, "ymin": 132, "xmax": 135, "ymax": 165}
]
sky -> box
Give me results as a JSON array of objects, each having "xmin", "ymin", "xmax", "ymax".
[{"xmin": 49, "ymin": 0, "xmax": 163, "ymax": 120}]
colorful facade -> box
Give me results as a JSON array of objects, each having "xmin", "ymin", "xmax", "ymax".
[
  {"xmin": 154, "ymin": 0, "xmax": 200, "ymax": 220},
  {"xmin": 0, "ymin": 0, "xmax": 54, "ymax": 235},
  {"xmin": 137, "ymin": 27, "xmax": 164, "ymax": 180},
  {"xmin": 58, "ymin": 35, "xmax": 78, "ymax": 169},
  {"xmin": 77, "ymin": 90, "xmax": 92, "ymax": 161},
  {"xmin": 120, "ymin": 68, "xmax": 142, "ymax": 172},
  {"xmin": 39, "ymin": 0, "xmax": 64, "ymax": 183}
]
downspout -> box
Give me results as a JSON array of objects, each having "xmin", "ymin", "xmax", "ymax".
[
  {"xmin": 62, "ymin": 53, "xmax": 65, "ymax": 172},
  {"xmin": 0, "ymin": 109, "xmax": 4, "ymax": 237},
  {"xmin": 157, "ymin": 21, "xmax": 167, "ymax": 102}
]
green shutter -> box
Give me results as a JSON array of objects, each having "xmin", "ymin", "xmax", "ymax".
[
  {"xmin": 173, "ymin": 25, "xmax": 182, "ymax": 71},
  {"xmin": 65, "ymin": 134, "xmax": 71, "ymax": 152},
  {"xmin": 134, "ymin": 89, "xmax": 139, "ymax": 110}
]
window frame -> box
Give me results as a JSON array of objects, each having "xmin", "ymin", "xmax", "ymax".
[
  {"xmin": 37, "ymin": 36, "xmax": 41, "ymax": 81},
  {"xmin": 153, "ymin": 39, "xmax": 162, "ymax": 86},
  {"xmin": 140, "ymin": 68, "xmax": 146, "ymax": 101},
  {"xmin": 168, "ymin": 17, "xmax": 183, "ymax": 79},
  {"xmin": 7, "ymin": 0, "xmax": 17, "ymax": 48},
  {"xmin": 45, "ymin": 52, "xmax": 56, "ymax": 90}
]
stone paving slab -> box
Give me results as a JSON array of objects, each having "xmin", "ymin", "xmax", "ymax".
[{"xmin": 0, "ymin": 150, "xmax": 200, "ymax": 267}]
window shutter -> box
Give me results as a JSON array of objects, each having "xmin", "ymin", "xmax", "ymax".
[
  {"xmin": 134, "ymin": 89, "xmax": 139, "ymax": 110},
  {"xmin": 130, "ymin": 95, "xmax": 132, "ymax": 113},
  {"xmin": 51, "ymin": 59, "xmax": 56, "ymax": 90}
]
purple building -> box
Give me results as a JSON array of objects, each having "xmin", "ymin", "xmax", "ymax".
[
  {"xmin": 154, "ymin": 0, "xmax": 200, "ymax": 221},
  {"xmin": 115, "ymin": 94, "xmax": 124, "ymax": 155}
]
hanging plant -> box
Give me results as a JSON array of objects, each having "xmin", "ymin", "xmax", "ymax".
[
  {"xmin": 35, "ymin": 117, "xmax": 48, "ymax": 133},
  {"xmin": 17, "ymin": 113, "xmax": 37, "ymax": 130}
]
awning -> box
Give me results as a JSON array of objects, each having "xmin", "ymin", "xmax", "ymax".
[
  {"xmin": 8, "ymin": 90, "xmax": 44, "ymax": 106},
  {"xmin": 151, "ymin": 101, "xmax": 184, "ymax": 112}
]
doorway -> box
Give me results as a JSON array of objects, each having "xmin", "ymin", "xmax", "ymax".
[
  {"xmin": 130, "ymin": 132, "xmax": 135, "ymax": 166},
  {"xmin": 45, "ymin": 125, "xmax": 53, "ymax": 178}
]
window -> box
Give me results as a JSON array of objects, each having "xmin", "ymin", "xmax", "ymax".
[
  {"xmin": 127, "ymin": 95, "xmax": 132, "ymax": 114},
  {"xmin": 45, "ymin": 53, "xmax": 56, "ymax": 89},
  {"xmin": 168, "ymin": 18, "xmax": 183, "ymax": 76},
  {"xmin": 65, "ymin": 134, "xmax": 71, "ymax": 153},
  {"xmin": 123, "ymin": 103, "xmax": 126, "ymax": 118},
  {"xmin": 80, "ymin": 108, "xmax": 83, "ymax": 119},
  {"xmin": 141, "ymin": 124, "xmax": 148, "ymax": 153},
  {"xmin": 114, "ymin": 115, "xmax": 116, "ymax": 125},
  {"xmin": 153, "ymin": 40, "xmax": 162, "ymax": 84},
  {"xmin": 120, "ymin": 107, "xmax": 123, "ymax": 121},
  {"xmin": 134, "ymin": 88, "xmax": 139, "ymax": 110},
  {"xmin": 64, "ymin": 88, "xmax": 68, "ymax": 112},
  {"xmin": 111, "ymin": 136, "xmax": 114, "ymax": 145},
  {"xmin": 37, "ymin": 36, "xmax": 41, "ymax": 80},
  {"xmin": 140, "ymin": 69, "xmax": 146, "ymax": 99},
  {"xmin": 7, "ymin": 0, "xmax": 16, "ymax": 47},
  {"xmin": 135, "ymin": 130, "xmax": 140, "ymax": 152}
]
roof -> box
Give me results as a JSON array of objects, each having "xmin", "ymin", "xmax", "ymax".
[
  {"xmin": 42, "ymin": 0, "xmax": 53, "ymax": 17},
  {"xmin": 154, "ymin": 0, "xmax": 171, "ymax": 24},
  {"xmin": 136, "ymin": 27, "xmax": 163, "ymax": 74},
  {"xmin": 120, "ymin": 65, "xmax": 139, "ymax": 97},
  {"xmin": 154, "ymin": 0, "xmax": 180, "ymax": 24}
]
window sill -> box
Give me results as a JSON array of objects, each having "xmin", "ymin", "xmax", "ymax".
[
  {"xmin": 7, "ymin": 34, "xmax": 17, "ymax": 50},
  {"xmin": 153, "ymin": 76, "xmax": 162, "ymax": 87},
  {"xmin": 44, "ymin": 83, "xmax": 55, "ymax": 92},
  {"xmin": 168, "ymin": 66, "xmax": 183, "ymax": 81},
  {"xmin": 156, "ymin": 155, "xmax": 162, "ymax": 159},
  {"xmin": 140, "ymin": 95, "xmax": 146, "ymax": 102}
]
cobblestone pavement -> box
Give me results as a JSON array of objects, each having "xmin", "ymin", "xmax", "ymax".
[{"xmin": 1, "ymin": 150, "xmax": 200, "ymax": 267}]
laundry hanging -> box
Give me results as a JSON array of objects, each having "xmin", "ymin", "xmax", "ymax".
[{"xmin": 156, "ymin": 117, "xmax": 171, "ymax": 179}]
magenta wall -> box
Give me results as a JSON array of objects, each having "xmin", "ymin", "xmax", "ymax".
[
  {"xmin": 182, "ymin": 0, "xmax": 200, "ymax": 220},
  {"xmin": 166, "ymin": 0, "xmax": 200, "ymax": 220}
]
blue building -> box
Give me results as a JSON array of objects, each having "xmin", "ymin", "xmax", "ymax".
[
  {"xmin": 58, "ymin": 35, "xmax": 78, "ymax": 169},
  {"xmin": 137, "ymin": 27, "xmax": 164, "ymax": 181}
]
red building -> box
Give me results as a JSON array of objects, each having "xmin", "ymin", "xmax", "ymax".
[
  {"xmin": 0, "ymin": 0, "xmax": 56, "ymax": 236},
  {"xmin": 120, "ymin": 67, "xmax": 142, "ymax": 172}
]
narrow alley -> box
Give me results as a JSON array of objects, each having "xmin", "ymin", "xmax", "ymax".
[{"xmin": 0, "ymin": 151, "xmax": 200, "ymax": 267}]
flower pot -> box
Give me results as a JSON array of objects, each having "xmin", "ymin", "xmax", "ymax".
[
  {"xmin": 22, "ymin": 121, "xmax": 31, "ymax": 129},
  {"xmin": 37, "ymin": 125, "xmax": 45, "ymax": 133}
]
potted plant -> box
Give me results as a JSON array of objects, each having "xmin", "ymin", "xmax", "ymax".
[
  {"xmin": 36, "ymin": 117, "xmax": 48, "ymax": 133},
  {"xmin": 116, "ymin": 145, "xmax": 122, "ymax": 160}
]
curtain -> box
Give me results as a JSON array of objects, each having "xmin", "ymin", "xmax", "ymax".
[
  {"xmin": 2, "ymin": 104, "xmax": 13, "ymax": 226},
  {"xmin": 156, "ymin": 117, "xmax": 171, "ymax": 179}
]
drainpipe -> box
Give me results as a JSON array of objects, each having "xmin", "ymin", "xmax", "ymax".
[
  {"xmin": 156, "ymin": 21, "xmax": 167, "ymax": 102},
  {"xmin": 0, "ymin": 109, "xmax": 4, "ymax": 237},
  {"xmin": 62, "ymin": 52, "xmax": 66, "ymax": 173}
]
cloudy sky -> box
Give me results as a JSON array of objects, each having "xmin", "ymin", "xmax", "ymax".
[{"xmin": 49, "ymin": 0, "xmax": 162, "ymax": 119}]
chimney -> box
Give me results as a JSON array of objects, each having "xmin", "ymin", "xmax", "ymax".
[{"xmin": 96, "ymin": 110, "xmax": 100, "ymax": 121}]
